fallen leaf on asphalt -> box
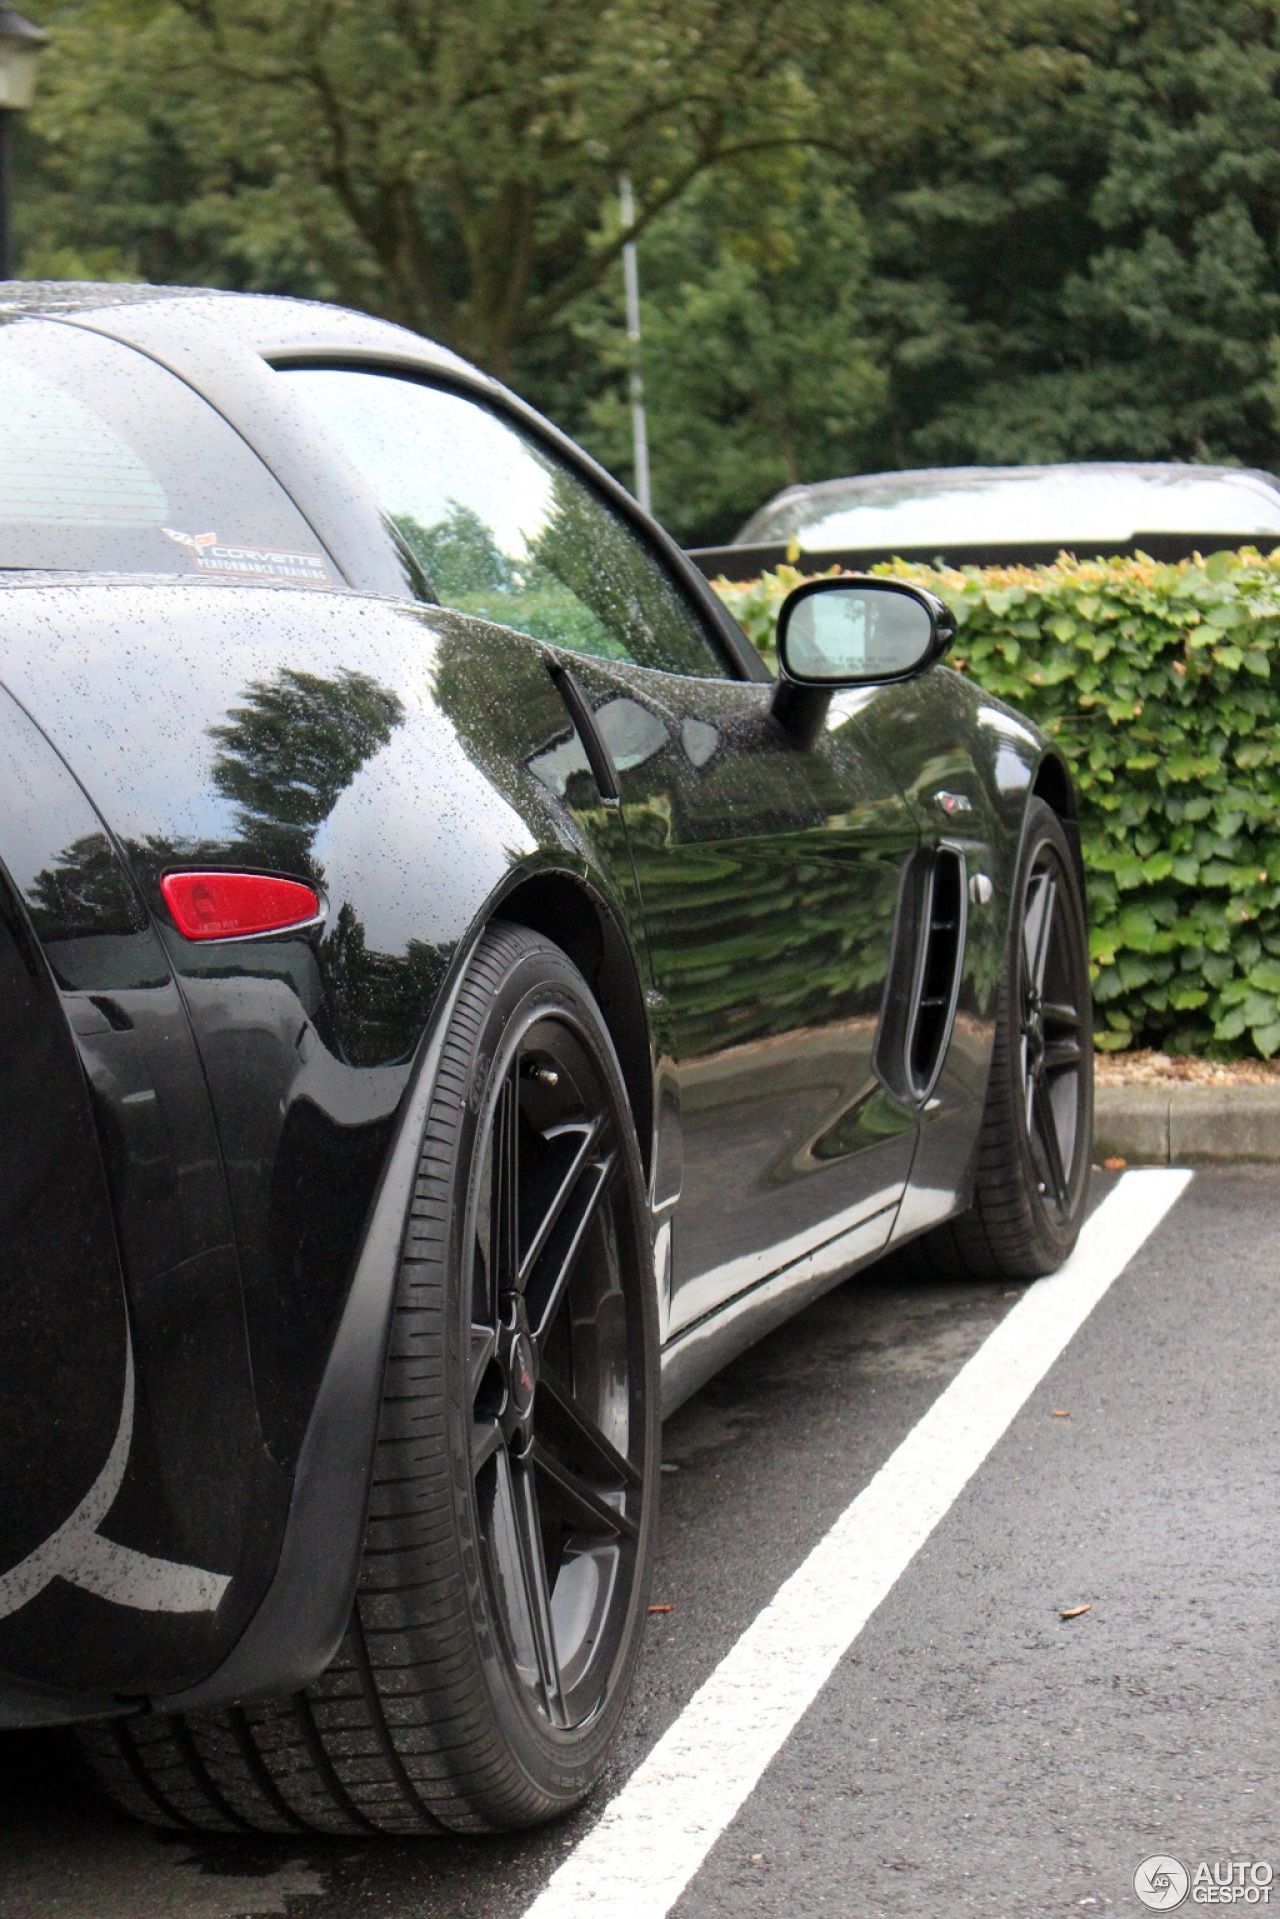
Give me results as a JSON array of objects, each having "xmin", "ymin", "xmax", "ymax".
[
  {"xmin": 1059, "ymin": 1603, "xmax": 1092, "ymax": 1619},
  {"xmin": 648, "ymin": 1604, "xmax": 673, "ymax": 1614},
  {"xmin": 1103, "ymin": 1156, "xmax": 1127, "ymax": 1170},
  {"xmin": 1052, "ymin": 1409, "xmax": 1071, "ymax": 1417}
]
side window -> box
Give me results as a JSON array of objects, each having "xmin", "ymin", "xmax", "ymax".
[
  {"xmin": 0, "ymin": 320, "xmax": 332, "ymax": 585},
  {"xmin": 278, "ymin": 367, "xmax": 731, "ymax": 679}
]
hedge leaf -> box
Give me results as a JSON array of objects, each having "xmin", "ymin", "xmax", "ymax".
[{"xmin": 714, "ymin": 546, "xmax": 1280, "ymax": 1057}]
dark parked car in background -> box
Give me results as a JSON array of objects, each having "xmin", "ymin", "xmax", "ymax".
[
  {"xmin": 0, "ymin": 284, "xmax": 1091, "ymax": 1837},
  {"xmin": 691, "ymin": 461, "xmax": 1280, "ymax": 580}
]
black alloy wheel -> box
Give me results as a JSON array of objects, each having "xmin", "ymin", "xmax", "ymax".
[
  {"xmin": 467, "ymin": 994, "xmax": 649, "ymax": 1737},
  {"xmin": 78, "ymin": 923, "xmax": 659, "ymax": 1836},
  {"xmin": 1018, "ymin": 834, "xmax": 1089, "ymax": 1224}
]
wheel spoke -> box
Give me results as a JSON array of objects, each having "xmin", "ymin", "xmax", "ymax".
[
  {"xmin": 538, "ymin": 1369, "xmax": 642, "ymax": 1491},
  {"xmin": 471, "ymin": 1413, "xmax": 504, "ymax": 1476},
  {"xmin": 470, "ymin": 1323, "xmax": 498, "ymax": 1400},
  {"xmin": 529, "ymin": 1437, "xmax": 638, "ymax": 1541},
  {"xmin": 487, "ymin": 1446, "xmax": 564, "ymax": 1723},
  {"xmin": 519, "ymin": 1115, "xmax": 605, "ymax": 1286},
  {"xmin": 492, "ymin": 1070, "xmax": 520, "ymax": 1296},
  {"xmin": 526, "ymin": 1150, "xmax": 617, "ymax": 1341},
  {"xmin": 1032, "ymin": 1073, "xmax": 1069, "ymax": 1208},
  {"xmin": 507, "ymin": 1451, "xmax": 567, "ymax": 1726},
  {"xmin": 1043, "ymin": 1037, "xmax": 1082, "ymax": 1073},
  {"xmin": 1042, "ymin": 1000, "xmax": 1080, "ymax": 1032},
  {"xmin": 1022, "ymin": 871, "xmax": 1058, "ymax": 996}
]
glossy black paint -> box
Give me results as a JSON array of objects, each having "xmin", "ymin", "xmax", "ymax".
[
  {"xmin": 0, "ymin": 285, "xmax": 1074, "ymax": 1725},
  {"xmin": 854, "ymin": 672, "xmax": 1066, "ymax": 1242},
  {"xmin": 0, "ymin": 680, "xmax": 284, "ymax": 1705}
]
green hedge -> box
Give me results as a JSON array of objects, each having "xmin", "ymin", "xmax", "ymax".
[{"xmin": 712, "ymin": 551, "xmax": 1280, "ymax": 1057}]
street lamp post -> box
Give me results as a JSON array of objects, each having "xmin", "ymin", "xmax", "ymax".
[
  {"xmin": 0, "ymin": 8, "xmax": 49, "ymax": 281},
  {"xmin": 618, "ymin": 175, "xmax": 651, "ymax": 516}
]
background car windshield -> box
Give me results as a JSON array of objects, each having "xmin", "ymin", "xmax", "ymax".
[
  {"xmin": 0, "ymin": 320, "xmax": 331, "ymax": 581},
  {"xmin": 280, "ymin": 367, "xmax": 729, "ymax": 677},
  {"xmin": 739, "ymin": 464, "xmax": 1280, "ymax": 550}
]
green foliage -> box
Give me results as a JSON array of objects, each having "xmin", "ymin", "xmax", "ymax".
[
  {"xmin": 862, "ymin": 0, "xmax": 1280, "ymax": 472},
  {"xmin": 22, "ymin": 0, "xmax": 1280, "ymax": 505},
  {"xmin": 397, "ymin": 506, "xmax": 513, "ymax": 601},
  {"xmin": 574, "ymin": 0, "xmax": 1280, "ymax": 519},
  {"xmin": 18, "ymin": 0, "xmax": 873, "ymax": 379},
  {"xmin": 17, "ymin": 0, "xmax": 1110, "ymax": 453},
  {"xmin": 575, "ymin": 159, "xmax": 886, "ymax": 547},
  {"xmin": 714, "ymin": 548, "xmax": 1280, "ymax": 1058}
]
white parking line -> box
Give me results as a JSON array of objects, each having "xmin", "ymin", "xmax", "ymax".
[{"xmin": 522, "ymin": 1168, "xmax": 1193, "ymax": 1919}]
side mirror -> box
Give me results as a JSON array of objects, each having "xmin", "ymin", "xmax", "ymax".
[{"xmin": 772, "ymin": 576, "xmax": 956, "ymax": 747}]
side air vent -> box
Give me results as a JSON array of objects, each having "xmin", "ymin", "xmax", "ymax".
[
  {"xmin": 905, "ymin": 848, "xmax": 967, "ymax": 1098},
  {"xmin": 873, "ymin": 846, "xmax": 968, "ymax": 1106}
]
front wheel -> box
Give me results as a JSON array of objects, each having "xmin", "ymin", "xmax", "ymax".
[
  {"xmin": 79, "ymin": 923, "xmax": 660, "ymax": 1835},
  {"xmin": 901, "ymin": 799, "xmax": 1093, "ymax": 1282}
]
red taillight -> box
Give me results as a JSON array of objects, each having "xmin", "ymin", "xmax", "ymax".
[{"xmin": 160, "ymin": 871, "xmax": 322, "ymax": 941}]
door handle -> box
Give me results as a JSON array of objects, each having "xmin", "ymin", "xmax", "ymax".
[{"xmin": 547, "ymin": 663, "xmax": 621, "ymax": 801}]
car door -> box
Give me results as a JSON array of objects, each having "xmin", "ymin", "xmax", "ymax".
[
  {"xmin": 561, "ymin": 656, "xmax": 920, "ymax": 1333},
  {"xmin": 275, "ymin": 367, "xmax": 921, "ymax": 1335}
]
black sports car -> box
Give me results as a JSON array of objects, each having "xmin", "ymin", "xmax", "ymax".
[{"xmin": 0, "ymin": 284, "xmax": 1092, "ymax": 1836}]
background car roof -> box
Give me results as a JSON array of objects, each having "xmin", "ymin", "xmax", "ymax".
[{"xmin": 736, "ymin": 460, "xmax": 1280, "ymax": 546}]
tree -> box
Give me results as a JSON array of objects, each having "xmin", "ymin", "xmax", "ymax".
[
  {"xmin": 31, "ymin": 0, "xmax": 1242, "ymax": 538},
  {"xmin": 21, "ymin": 0, "xmax": 842, "ymax": 377},
  {"xmin": 863, "ymin": 0, "xmax": 1280, "ymax": 471},
  {"xmin": 576, "ymin": 156, "xmax": 886, "ymax": 544},
  {"xmin": 21, "ymin": 0, "xmax": 1095, "ymax": 384}
]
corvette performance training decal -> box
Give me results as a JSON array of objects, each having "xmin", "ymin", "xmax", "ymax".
[{"xmin": 163, "ymin": 527, "xmax": 329, "ymax": 585}]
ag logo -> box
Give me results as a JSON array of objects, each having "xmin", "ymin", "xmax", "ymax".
[{"xmin": 1135, "ymin": 1856, "xmax": 1190, "ymax": 1910}]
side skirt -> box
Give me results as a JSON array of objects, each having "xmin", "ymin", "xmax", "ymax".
[{"xmin": 659, "ymin": 1203, "xmax": 898, "ymax": 1418}]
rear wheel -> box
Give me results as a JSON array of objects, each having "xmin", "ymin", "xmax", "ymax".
[
  {"xmin": 78, "ymin": 923, "xmax": 659, "ymax": 1834},
  {"xmin": 895, "ymin": 800, "xmax": 1093, "ymax": 1282}
]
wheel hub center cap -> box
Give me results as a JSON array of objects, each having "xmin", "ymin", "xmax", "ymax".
[{"xmin": 509, "ymin": 1328, "xmax": 538, "ymax": 1416}]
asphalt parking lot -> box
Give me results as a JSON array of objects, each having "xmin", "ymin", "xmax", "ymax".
[{"xmin": 2, "ymin": 1165, "xmax": 1276, "ymax": 1919}]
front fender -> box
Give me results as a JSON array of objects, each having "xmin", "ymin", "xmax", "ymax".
[{"xmin": 852, "ymin": 665, "xmax": 1066, "ymax": 1235}]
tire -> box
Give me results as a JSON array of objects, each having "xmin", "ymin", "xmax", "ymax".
[
  {"xmin": 77, "ymin": 922, "xmax": 660, "ymax": 1835},
  {"xmin": 893, "ymin": 800, "xmax": 1093, "ymax": 1283}
]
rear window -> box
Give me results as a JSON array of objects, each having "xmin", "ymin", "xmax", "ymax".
[{"xmin": 0, "ymin": 319, "xmax": 332, "ymax": 584}]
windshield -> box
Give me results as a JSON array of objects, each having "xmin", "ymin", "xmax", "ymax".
[{"xmin": 737, "ymin": 464, "xmax": 1280, "ymax": 550}]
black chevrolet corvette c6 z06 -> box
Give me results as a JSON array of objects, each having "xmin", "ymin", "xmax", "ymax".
[{"xmin": 0, "ymin": 283, "xmax": 1093, "ymax": 1836}]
